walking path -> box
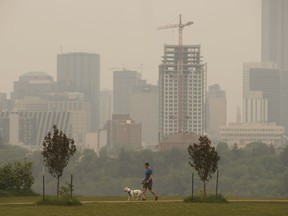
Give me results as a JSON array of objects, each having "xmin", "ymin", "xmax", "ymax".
[{"xmin": 1, "ymin": 199, "xmax": 288, "ymax": 205}]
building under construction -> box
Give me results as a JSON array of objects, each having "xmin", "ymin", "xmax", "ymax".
[{"xmin": 159, "ymin": 44, "xmax": 207, "ymax": 141}]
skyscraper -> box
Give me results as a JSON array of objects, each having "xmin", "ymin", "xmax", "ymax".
[
  {"xmin": 57, "ymin": 52, "xmax": 100, "ymax": 132},
  {"xmin": 129, "ymin": 82, "xmax": 159, "ymax": 146},
  {"xmin": 262, "ymin": 0, "xmax": 288, "ymax": 71},
  {"xmin": 113, "ymin": 70, "xmax": 140, "ymax": 115},
  {"xmin": 159, "ymin": 45, "xmax": 206, "ymax": 140},
  {"xmin": 12, "ymin": 71, "xmax": 56, "ymax": 101},
  {"xmin": 99, "ymin": 89, "xmax": 113, "ymax": 129},
  {"xmin": 243, "ymin": 62, "xmax": 288, "ymax": 133},
  {"xmin": 206, "ymin": 84, "xmax": 226, "ymax": 140}
]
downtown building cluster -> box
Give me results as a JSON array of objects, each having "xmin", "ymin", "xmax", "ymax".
[{"xmin": 1, "ymin": 0, "xmax": 287, "ymax": 152}]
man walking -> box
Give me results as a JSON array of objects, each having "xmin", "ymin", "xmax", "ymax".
[{"xmin": 142, "ymin": 162, "xmax": 158, "ymax": 201}]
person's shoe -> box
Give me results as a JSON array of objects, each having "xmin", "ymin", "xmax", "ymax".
[
  {"xmin": 142, "ymin": 198, "xmax": 146, "ymax": 201},
  {"xmin": 155, "ymin": 196, "xmax": 158, "ymax": 201}
]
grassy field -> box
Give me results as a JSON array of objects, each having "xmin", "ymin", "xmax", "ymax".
[{"xmin": 0, "ymin": 197, "xmax": 288, "ymax": 216}]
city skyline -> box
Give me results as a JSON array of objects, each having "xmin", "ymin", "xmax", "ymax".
[{"xmin": 0, "ymin": 0, "xmax": 261, "ymax": 122}]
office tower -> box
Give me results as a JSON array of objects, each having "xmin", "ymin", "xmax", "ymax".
[
  {"xmin": 0, "ymin": 93, "xmax": 11, "ymax": 111},
  {"xmin": 243, "ymin": 62, "xmax": 281, "ymax": 123},
  {"xmin": 206, "ymin": 84, "xmax": 226, "ymax": 140},
  {"xmin": 12, "ymin": 72, "xmax": 56, "ymax": 101},
  {"xmin": 57, "ymin": 52, "xmax": 100, "ymax": 132},
  {"xmin": 99, "ymin": 89, "xmax": 113, "ymax": 129},
  {"xmin": 159, "ymin": 45, "xmax": 206, "ymax": 140},
  {"xmin": 113, "ymin": 70, "xmax": 140, "ymax": 115},
  {"xmin": 262, "ymin": 0, "xmax": 288, "ymax": 71},
  {"xmin": 129, "ymin": 83, "xmax": 159, "ymax": 145}
]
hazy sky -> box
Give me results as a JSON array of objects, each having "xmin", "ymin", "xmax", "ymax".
[{"xmin": 0, "ymin": 0, "xmax": 261, "ymax": 121}]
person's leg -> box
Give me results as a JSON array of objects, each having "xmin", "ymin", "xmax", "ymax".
[
  {"xmin": 142, "ymin": 186, "xmax": 147, "ymax": 200},
  {"xmin": 148, "ymin": 182, "xmax": 158, "ymax": 200},
  {"xmin": 149, "ymin": 188, "xmax": 157, "ymax": 197}
]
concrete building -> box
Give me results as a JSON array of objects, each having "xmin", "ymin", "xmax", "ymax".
[
  {"xmin": 12, "ymin": 72, "xmax": 56, "ymax": 101},
  {"xmin": 14, "ymin": 96, "xmax": 49, "ymax": 112},
  {"xmin": 129, "ymin": 83, "xmax": 159, "ymax": 146},
  {"xmin": 0, "ymin": 112, "xmax": 10, "ymax": 145},
  {"xmin": 0, "ymin": 111, "xmax": 72, "ymax": 147},
  {"xmin": 47, "ymin": 92, "xmax": 91, "ymax": 146},
  {"xmin": 159, "ymin": 44, "xmax": 206, "ymax": 140},
  {"xmin": 106, "ymin": 114, "xmax": 142, "ymax": 150},
  {"xmin": 57, "ymin": 52, "xmax": 100, "ymax": 132},
  {"xmin": 0, "ymin": 93, "xmax": 11, "ymax": 111},
  {"xmin": 262, "ymin": 0, "xmax": 288, "ymax": 71},
  {"xmin": 99, "ymin": 89, "xmax": 113, "ymax": 129},
  {"xmin": 159, "ymin": 132, "xmax": 199, "ymax": 151},
  {"xmin": 220, "ymin": 123, "xmax": 284, "ymax": 147},
  {"xmin": 113, "ymin": 70, "xmax": 140, "ymax": 115},
  {"xmin": 6, "ymin": 92, "xmax": 91, "ymax": 146},
  {"xmin": 243, "ymin": 62, "xmax": 288, "ymax": 132},
  {"xmin": 206, "ymin": 84, "xmax": 226, "ymax": 141}
]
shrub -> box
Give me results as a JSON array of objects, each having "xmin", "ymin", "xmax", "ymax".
[
  {"xmin": 183, "ymin": 194, "xmax": 228, "ymax": 203},
  {"xmin": 0, "ymin": 160, "xmax": 35, "ymax": 194}
]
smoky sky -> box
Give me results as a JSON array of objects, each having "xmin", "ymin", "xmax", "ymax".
[{"xmin": 0, "ymin": 0, "xmax": 261, "ymax": 121}]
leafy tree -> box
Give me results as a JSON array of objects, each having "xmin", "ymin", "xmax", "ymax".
[
  {"xmin": 0, "ymin": 160, "xmax": 34, "ymax": 193},
  {"xmin": 42, "ymin": 125, "xmax": 76, "ymax": 197},
  {"xmin": 188, "ymin": 136, "xmax": 220, "ymax": 196}
]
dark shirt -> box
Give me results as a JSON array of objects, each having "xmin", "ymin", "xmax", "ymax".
[{"xmin": 145, "ymin": 168, "xmax": 153, "ymax": 181}]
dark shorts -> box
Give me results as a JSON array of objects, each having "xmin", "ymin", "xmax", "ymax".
[{"xmin": 143, "ymin": 181, "xmax": 153, "ymax": 190}]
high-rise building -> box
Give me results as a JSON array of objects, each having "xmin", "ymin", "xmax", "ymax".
[
  {"xmin": 12, "ymin": 72, "xmax": 56, "ymax": 101},
  {"xmin": 99, "ymin": 89, "xmax": 113, "ymax": 129},
  {"xmin": 159, "ymin": 45, "xmax": 206, "ymax": 140},
  {"xmin": 262, "ymin": 0, "xmax": 288, "ymax": 71},
  {"xmin": 206, "ymin": 84, "xmax": 226, "ymax": 140},
  {"xmin": 57, "ymin": 52, "xmax": 100, "ymax": 132},
  {"xmin": 113, "ymin": 70, "xmax": 140, "ymax": 115},
  {"xmin": 0, "ymin": 93, "xmax": 11, "ymax": 111},
  {"xmin": 129, "ymin": 82, "xmax": 159, "ymax": 145},
  {"xmin": 243, "ymin": 62, "xmax": 288, "ymax": 125}
]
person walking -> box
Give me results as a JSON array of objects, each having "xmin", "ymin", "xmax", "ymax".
[{"xmin": 142, "ymin": 162, "xmax": 158, "ymax": 201}]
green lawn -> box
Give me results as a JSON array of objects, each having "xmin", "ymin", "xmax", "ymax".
[{"xmin": 0, "ymin": 197, "xmax": 288, "ymax": 216}]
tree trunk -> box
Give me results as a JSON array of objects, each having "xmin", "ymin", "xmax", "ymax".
[
  {"xmin": 203, "ymin": 180, "xmax": 206, "ymax": 197},
  {"xmin": 57, "ymin": 177, "xmax": 60, "ymax": 197}
]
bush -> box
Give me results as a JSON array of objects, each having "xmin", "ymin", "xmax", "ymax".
[
  {"xmin": 0, "ymin": 160, "xmax": 35, "ymax": 194},
  {"xmin": 183, "ymin": 194, "xmax": 228, "ymax": 203},
  {"xmin": 36, "ymin": 196, "xmax": 81, "ymax": 206}
]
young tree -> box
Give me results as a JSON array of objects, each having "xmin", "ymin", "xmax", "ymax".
[
  {"xmin": 42, "ymin": 125, "xmax": 76, "ymax": 197},
  {"xmin": 188, "ymin": 136, "xmax": 220, "ymax": 196}
]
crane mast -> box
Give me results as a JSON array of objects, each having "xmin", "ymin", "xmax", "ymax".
[{"xmin": 157, "ymin": 14, "xmax": 193, "ymax": 133}]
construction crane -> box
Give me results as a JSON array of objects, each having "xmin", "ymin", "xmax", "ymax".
[{"xmin": 157, "ymin": 14, "xmax": 193, "ymax": 133}]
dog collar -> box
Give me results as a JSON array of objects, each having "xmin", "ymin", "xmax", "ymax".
[{"xmin": 128, "ymin": 190, "xmax": 132, "ymax": 196}]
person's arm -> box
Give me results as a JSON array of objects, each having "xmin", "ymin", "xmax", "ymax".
[
  {"xmin": 146, "ymin": 170, "xmax": 153, "ymax": 183},
  {"xmin": 147, "ymin": 174, "xmax": 153, "ymax": 183}
]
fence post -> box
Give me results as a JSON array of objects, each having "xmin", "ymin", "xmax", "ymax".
[
  {"xmin": 192, "ymin": 172, "xmax": 194, "ymax": 198},
  {"xmin": 70, "ymin": 173, "xmax": 73, "ymax": 197},
  {"xmin": 216, "ymin": 169, "xmax": 219, "ymax": 196},
  {"xmin": 42, "ymin": 167, "xmax": 45, "ymax": 203}
]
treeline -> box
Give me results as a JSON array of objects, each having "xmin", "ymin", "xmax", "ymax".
[{"xmin": 0, "ymin": 143, "xmax": 288, "ymax": 197}]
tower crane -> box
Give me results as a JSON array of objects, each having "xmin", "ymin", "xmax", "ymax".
[{"xmin": 157, "ymin": 14, "xmax": 193, "ymax": 133}]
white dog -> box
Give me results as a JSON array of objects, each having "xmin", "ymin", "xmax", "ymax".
[{"xmin": 123, "ymin": 186, "xmax": 143, "ymax": 201}]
